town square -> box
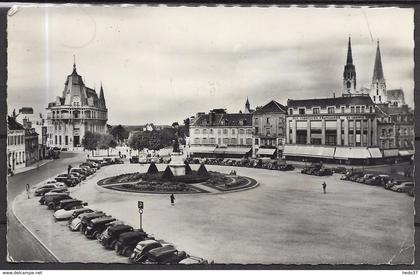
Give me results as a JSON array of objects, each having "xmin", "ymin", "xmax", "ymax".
[{"xmin": 6, "ymin": 6, "xmax": 414, "ymax": 265}]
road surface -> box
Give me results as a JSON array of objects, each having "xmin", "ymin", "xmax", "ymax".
[{"xmin": 7, "ymin": 151, "xmax": 87, "ymax": 262}]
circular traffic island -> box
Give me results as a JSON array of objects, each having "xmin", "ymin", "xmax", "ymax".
[{"xmin": 97, "ymin": 163, "xmax": 258, "ymax": 194}]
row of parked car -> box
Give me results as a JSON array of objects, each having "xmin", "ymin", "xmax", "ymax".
[
  {"xmin": 187, "ymin": 157, "xmax": 296, "ymax": 171},
  {"xmin": 341, "ymin": 170, "xmax": 414, "ymax": 196},
  {"xmin": 300, "ymin": 163, "xmax": 334, "ymax": 177},
  {"xmin": 33, "ymin": 159, "xmax": 207, "ymax": 264}
]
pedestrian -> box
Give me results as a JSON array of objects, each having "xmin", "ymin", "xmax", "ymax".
[
  {"xmin": 322, "ymin": 182, "xmax": 327, "ymax": 194},
  {"xmin": 26, "ymin": 184, "xmax": 30, "ymax": 199},
  {"xmin": 67, "ymin": 164, "xmax": 72, "ymax": 175},
  {"xmin": 170, "ymin": 193, "xmax": 175, "ymax": 206},
  {"xmin": 119, "ymin": 151, "xmax": 121, "ymax": 158}
]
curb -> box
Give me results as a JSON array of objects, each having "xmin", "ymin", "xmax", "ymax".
[
  {"xmin": 10, "ymin": 195, "xmax": 61, "ymax": 262},
  {"xmin": 13, "ymin": 159, "xmax": 53, "ymax": 175}
]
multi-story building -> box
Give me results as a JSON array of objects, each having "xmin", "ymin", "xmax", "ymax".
[
  {"xmin": 7, "ymin": 116, "xmax": 26, "ymax": 171},
  {"xmin": 18, "ymin": 113, "xmax": 47, "ymax": 159},
  {"xmin": 252, "ymin": 100, "xmax": 287, "ymax": 159},
  {"xmin": 284, "ymin": 95, "xmax": 382, "ymax": 164},
  {"xmin": 46, "ymin": 61, "xmax": 108, "ymax": 149},
  {"xmin": 24, "ymin": 127, "xmax": 39, "ymax": 166},
  {"xmin": 188, "ymin": 109, "xmax": 253, "ymax": 158}
]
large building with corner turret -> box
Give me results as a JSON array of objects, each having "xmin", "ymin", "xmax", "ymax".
[{"xmin": 46, "ymin": 60, "xmax": 108, "ymax": 149}]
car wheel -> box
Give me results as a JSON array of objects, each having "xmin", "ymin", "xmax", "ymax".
[{"xmin": 110, "ymin": 240, "xmax": 117, "ymax": 250}]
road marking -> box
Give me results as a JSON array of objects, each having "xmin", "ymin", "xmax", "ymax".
[{"xmin": 11, "ymin": 196, "xmax": 61, "ymax": 262}]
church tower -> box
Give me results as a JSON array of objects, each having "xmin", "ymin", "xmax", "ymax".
[
  {"xmin": 244, "ymin": 97, "xmax": 251, "ymax": 113},
  {"xmin": 370, "ymin": 40, "xmax": 387, "ymax": 104},
  {"xmin": 343, "ymin": 37, "xmax": 357, "ymax": 95}
]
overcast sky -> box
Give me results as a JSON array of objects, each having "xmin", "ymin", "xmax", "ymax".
[{"xmin": 8, "ymin": 6, "xmax": 414, "ymax": 125}]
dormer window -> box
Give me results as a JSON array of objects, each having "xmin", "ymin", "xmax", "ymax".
[
  {"xmin": 327, "ymin": 107, "xmax": 335, "ymax": 114},
  {"xmin": 313, "ymin": 108, "xmax": 320, "ymax": 114},
  {"xmin": 289, "ymin": 109, "xmax": 293, "ymax": 115},
  {"xmin": 298, "ymin": 108, "xmax": 305, "ymax": 115}
]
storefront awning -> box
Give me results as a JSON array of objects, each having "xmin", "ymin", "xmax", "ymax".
[
  {"xmin": 283, "ymin": 145, "xmax": 335, "ymax": 158},
  {"xmin": 368, "ymin": 148, "xmax": 382, "ymax": 158},
  {"xmin": 383, "ymin": 149, "xmax": 399, "ymax": 157},
  {"xmin": 223, "ymin": 147, "xmax": 252, "ymax": 155},
  {"xmin": 189, "ymin": 146, "xmax": 216, "ymax": 154},
  {"xmin": 399, "ymin": 150, "xmax": 413, "ymax": 157},
  {"xmin": 334, "ymin": 147, "xmax": 371, "ymax": 159},
  {"xmin": 257, "ymin": 148, "xmax": 276, "ymax": 156}
]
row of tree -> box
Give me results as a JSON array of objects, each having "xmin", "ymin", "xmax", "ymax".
[
  {"xmin": 128, "ymin": 128, "xmax": 178, "ymax": 152},
  {"xmin": 81, "ymin": 131, "xmax": 117, "ymax": 156}
]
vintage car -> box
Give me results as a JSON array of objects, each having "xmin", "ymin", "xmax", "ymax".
[
  {"xmin": 332, "ymin": 166, "xmax": 347, "ymax": 174},
  {"xmin": 70, "ymin": 167, "xmax": 90, "ymax": 177},
  {"xmin": 179, "ymin": 256, "xmax": 209, "ymax": 264},
  {"xmin": 69, "ymin": 211, "xmax": 105, "ymax": 231},
  {"xmin": 143, "ymin": 246, "xmax": 187, "ymax": 264},
  {"xmin": 84, "ymin": 216, "xmax": 116, "ymax": 239},
  {"xmin": 115, "ymin": 231, "xmax": 150, "ymax": 256},
  {"xmin": 67, "ymin": 208, "xmax": 95, "ymax": 224},
  {"xmin": 80, "ymin": 212, "xmax": 108, "ymax": 234},
  {"xmin": 55, "ymin": 199, "xmax": 87, "ymax": 211},
  {"xmin": 356, "ymin": 174, "xmax": 374, "ymax": 183},
  {"xmin": 315, "ymin": 168, "xmax": 333, "ymax": 176},
  {"xmin": 55, "ymin": 175, "xmax": 78, "ymax": 187},
  {"xmin": 391, "ymin": 182, "xmax": 414, "ymax": 193},
  {"xmin": 54, "ymin": 207, "xmax": 92, "ymax": 221},
  {"xmin": 98, "ymin": 224, "xmax": 134, "ymax": 249},
  {"xmin": 41, "ymin": 193, "xmax": 72, "ymax": 207},
  {"xmin": 385, "ymin": 179, "xmax": 404, "ymax": 189},
  {"xmin": 340, "ymin": 171, "xmax": 363, "ymax": 181},
  {"xmin": 278, "ymin": 164, "xmax": 295, "ymax": 171},
  {"xmin": 129, "ymin": 240, "xmax": 164, "ymax": 263},
  {"xmin": 34, "ymin": 183, "xmax": 66, "ymax": 196}
]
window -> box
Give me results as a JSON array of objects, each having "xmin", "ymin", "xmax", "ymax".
[
  {"xmin": 350, "ymin": 106, "xmax": 355, "ymax": 113},
  {"xmin": 239, "ymin": 129, "xmax": 245, "ymax": 134},
  {"xmin": 254, "ymin": 127, "xmax": 259, "ymax": 135},
  {"xmin": 341, "ymin": 107, "xmax": 345, "ymax": 114},
  {"xmin": 370, "ymin": 106, "xmax": 373, "ymax": 113},
  {"xmin": 240, "ymin": 138, "xmax": 244, "ymax": 145},
  {"xmin": 327, "ymin": 107, "xmax": 334, "ymax": 114},
  {"xmin": 298, "ymin": 108, "xmax": 305, "ymax": 115},
  {"xmin": 202, "ymin": 138, "xmax": 208, "ymax": 144},
  {"xmin": 313, "ymin": 108, "xmax": 320, "ymax": 114},
  {"xmin": 59, "ymin": 136, "xmax": 62, "ymax": 145},
  {"xmin": 246, "ymin": 138, "xmax": 252, "ymax": 145},
  {"xmin": 55, "ymin": 135, "xmax": 57, "ymax": 145},
  {"xmin": 266, "ymin": 128, "xmax": 271, "ymax": 135},
  {"xmin": 230, "ymin": 138, "xmax": 237, "ymax": 145},
  {"xmin": 218, "ymin": 129, "xmax": 221, "ymax": 134},
  {"xmin": 379, "ymin": 95, "xmax": 381, "ymax": 102},
  {"xmin": 210, "ymin": 129, "xmax": 213, "ymax": 134},
  {"xmin": 356, "ymin": 106, "xmax": 360, "ymax": 113},
  {"xmin": 223, "ymin": 138, "xmax": 229, "ymax": 144},
  {"xmin": 217, "ymin": 138, "xmax": 221, "ymax": 144},
  {"xmin": 223, "ymin": 129, "xmax": 228, "ymax": 134},
  {"xmin": 194, "ymin": 138, "xmax": 200, "ymax": 144},
  {"xmin": 65, "ymin": 136, "xmax": 68, "ymax": 145},
  {"xmin": 381, "ymin": 129, "xmax": 386, "ymax": 137},
  {"xmin": 202, "ymin": 129, "xmax": 207, "ymax": 134},
  {"xmin": 232, "ymin": 129, "xmax": 235, "ymax": 134},
  {"xmin": 255, "ymin": 118, "xmax": 258, "ymax": 124},
  {"xmin": 246, "ymin": 129, "xmax": 252, "ymax": 135},
  {"xmin": 289, "ymin": 109, "xmax": 293, "ymax": 115},
  {"xmin": 361, "ymin": 106, "xmax": 365, "ymax": 113},
  {"xmin": 266, "ymin": 117, "xmax": 270, "ymax": 124},
  {"xmin": 373, "ymin": 96, "xmax": 376, "ymax": 101}
]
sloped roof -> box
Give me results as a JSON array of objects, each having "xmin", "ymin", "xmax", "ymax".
[
  {"xmin": 193, "ymin": 113, "xmax": 252, "ymax": 127},
  {"xmin": 287, "ymin": 95, "xmax": 374, "ymax": 109},
  {"xmin": 8, "ymin": 116, "xmax": 24, "ymax": 130},
  {"xmin": 254, "ymin": 100, "xmax": 286, "ymax": 114}
]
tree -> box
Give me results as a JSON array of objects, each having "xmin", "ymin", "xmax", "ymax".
[
  {"xmin": 148, "ymin": 130, "xmax": 163, "ymax": 151},
  {"xmin": 110, "ymin": 124, "xmax": 129, "ymax": 143},
  {"xmin": 128, "ymin": 131, "xmax": 149, "ymax": 153},
  {"xmin": 183, "ymin": 117, "xmax": 190, "ymax": 137},
  {"xmin": 147, "ymin": 162, "xmax": 159, "ymax": 174},
  {"xmin": 82, "ymin": 131, "xmax": 101, "ymax": 156},
  {"xmin": 162, "ymin": 166, "xmax": 174, "ymax": 179},
  {"xmin": 98, "ymin": 134, "xmax": 117, "ymax": 156},
  {"xmin": 197, "ymin": 163, "xmax": 209, "ymax": 177}
]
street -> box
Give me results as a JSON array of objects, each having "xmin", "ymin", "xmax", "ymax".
[{"xmin": 7, "ymin": 151, "xmax": 87, "ymax": 262}]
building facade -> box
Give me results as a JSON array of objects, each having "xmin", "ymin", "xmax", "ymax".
[
  {"xmin": 284, "ymin": 95, "xmax": 382, "ymax": 164},
  {"xmin": 188, "ymin": 109, "xmax": 253, "ymax": 158},
  {"xmin": 7, "ymin": 116, "xmax": 26, "ymax": 171},
  {"xmin": 25, "ymin": 127, "xmax": 39, "ymax": 166},
  {"xmin": 46, "ymin": 62, "xmax": 108, "ymax": 149},
  {"xmin": 252, "ymin": 100, "xmax": 287, "ymax": 159}
]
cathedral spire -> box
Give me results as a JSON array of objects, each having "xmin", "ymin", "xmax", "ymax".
[
  {"xmin": 72, "ymin": 55, "xmax": 77, "ymax": 74},
  {"xmin": 244, "ymin": 97, "xmax": 251, "ymax": 113},
  {"xmin": 346, "ymin": 36, "xmax": 353, "ymax": 65},
  {"xmin": 372, "ymin": 40, "xmax": 384, "ymax": 82},
  {"xmin": 99, "ymin": 82, "xmax": 106, "ymax": 108}
]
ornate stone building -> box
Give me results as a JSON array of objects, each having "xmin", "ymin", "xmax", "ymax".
[
  {"xmin": 7, "ymin": 116, "xmax": 26, "ymax": 171},
  {"xmin": 46, "ymin": 61, "xmax": 108, "ymax": 149},
  {"xmin": 252, "ymin": 100, "xmax": 287, "ymax": 159}
]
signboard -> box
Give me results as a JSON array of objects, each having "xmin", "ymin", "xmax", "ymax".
[{"xmin": 138, "ymin": 201, "xmax": 144, "ymax": 210}]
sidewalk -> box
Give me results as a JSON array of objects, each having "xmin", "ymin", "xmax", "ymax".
[{"xmin": 13, "ymin": 159, "xmax": 52, "ymax": 175}]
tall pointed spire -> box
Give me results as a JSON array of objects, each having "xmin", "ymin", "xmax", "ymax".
[
  {"xmin": 343, "ymin": 36, "xmax": 357, "ymax": 94},
  {"xmin": 99, "ymin": 82, "xmax": 106, "ymax": 108},
  {"xmin": 346, "ymin": 36, "xmax": 353, "ymax": 64},
  {"xmin": 372, "ymin": 40, "xmax": 384, "ymax": 81},
  {"xmin": 244, "ymin": 97, "xmax": 251, "ymax": 113},
  {"xmin": 72, "ymin": 54, "xmax": 77, "ymax": 74}
]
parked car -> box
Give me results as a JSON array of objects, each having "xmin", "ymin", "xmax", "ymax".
[
  {"xmin": 349, "ymin": 172, "xmax": 365, "ymax": 182},
  {"xmin": 80, "ymin": 166, "xmax": 96, "ymax": 175},
  {"xmin": 54, "ymin": 207, "xmax": 92, "ymax": 221},
  {"xmin": 332, "ymin": 166, "xmax": 347, "ymax": 174},
  {"xmin": 69, "ymin": 211, "xmax": 105, "ymax": 231},
  {"xmin": 130, "ymin": 156, "xmax": 139, "ymax": 163},
  {"xmin": 41, "ymin": 193, "xmax": 72, "ymax": 208},
  {"xmin": 55, "ymin": 175, "xmax": 78, "ymax": 187},
  {"xmin": 80, "ymin": 212, "xmax": 108, "ymax": 233},
  {"xmin": 46, "ymin": 188, "xmax": 70, "ymax": 196},
  {"xmin": 98, "ymin": 224, "xmax": 134, "ymax": 249},
  {"xmin": 179, "ymin": 256, "xmax": 209, "ymax": 264},
  {"xmin": 278, "ymin": 164, "xmax": 295, "ymax": 171},
  {"xmin": 315, "ymin": 168, "xmax": 333, "ymax": 176},
  {"xmin": 356, "ymin": 174, "xmax": 374, "ymax": 183},
  {"xmin": 71, "ymin": 167, "xmax": 90, "ymax": 177},
  {"xmin": 115, "ymin": 231, "xmax": 150, "ymax": 256},
  {"xmin": 129, "ymin": 240, "xmax": 164, "ymax": 263},
  {"xmin": 143, "ymin": 246, "xmax": 187, "ymax": 264},
  {"xmin": 67, "ymin": 208, "xmax": 94, "ymax": 224},
  {"xmin": 391, "ymin": 182, "xmax": 414, "ymax": 193},
  {"xmin": 55, "ymin": 199, "xmax": 87, "ymax": 211},
  {"xmin": 84, "ymin": 216, "xmax": 116, "ymax": 239},
  {"xmin": 340, "ymin": 171, "xmax": 363, "ymax": 181},
  {"xmin": 34, "ymin": 183, "xmax": 65, "ymax": 196}
]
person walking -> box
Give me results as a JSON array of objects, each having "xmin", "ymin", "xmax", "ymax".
[
  {"xmin": 67, "ymin": 164, "xmax": 72, "ymax": 175},
  {"xmin": 170, "ymin": 193, "xmax": 175, "ymax": 206},
  {"xmin": 322, "ymin": 182, "xmax": 327, "ymax": 194}
]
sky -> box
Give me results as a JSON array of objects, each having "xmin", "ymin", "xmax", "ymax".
[{"xmin": 7, "ymin": 5, "xmax": 414, "ymax": 125}]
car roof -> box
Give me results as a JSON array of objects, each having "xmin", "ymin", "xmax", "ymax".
[
  {"xmin": 91, "ymin": 216, "xmax": 116, "ymax": 224},
  {"xmin": 108, "ymin": 224, "xmax": 133, "ymax": 233},
  {"xmin": 137, "ymin": 239, "xmax": 159, "ymax": 247},
  {"xmin": 148, "ymin": 246, "xmax": 177, "ymax": 257},
  {"xmin": 74, "ymin": 207, "xmax": 91, "ymax": 213},
  {"xmin": 120, "ymin": 231, "xmax": 147, "ymax": 239}
]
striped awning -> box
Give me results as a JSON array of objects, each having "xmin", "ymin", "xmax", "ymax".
[
  {"xmin": 368, "ymin": 148, "xmax": 382, "ymax": 158},
  {"xmin": 257, "ymin": 148, "xmax": 276, "ymax": 156},
  {"xmin": 283, "ymin": 145, "xmax": 335, "ymax": 159},
  {"xmin": 188, "ymin": 146, "xmax": 216, "ymax": 154},
  {"xmin": 383, "ymin": 149, "xmax": 399, "ymax": 157},
  {"xmin": 334, "ymin": 147, "xmax": 371, "ymax": 159},
  {"xmin": 399, "ymin": 150, "xmax": 413, "ymax": 156}
]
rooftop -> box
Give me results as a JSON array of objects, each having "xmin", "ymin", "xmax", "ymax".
[{"xmin": 287, "ymin": 95, "xmax": 374, "ymax": 109}]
